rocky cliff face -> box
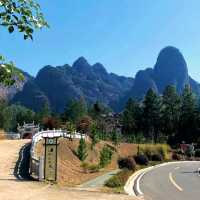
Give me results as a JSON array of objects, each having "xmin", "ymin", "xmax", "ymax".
[
  {"xmin": 154, "ymin": 46, "xmax": 189, "ymax": 93},
  {"xmin": 9, "ymin": 46, "xmax": 200, "ymax": 112},
  {"xmin": 0, "ymin": 71, "xmax": 32, "ymax": 100},
  {"xmin": 12, "ymin": 58, "xmax": 134, "ymax": 112},
  {"xmin": 120, "ymin": 47, "xmax": 200, "ymax": 103}
]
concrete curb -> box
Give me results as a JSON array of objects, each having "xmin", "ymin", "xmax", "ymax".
[{"xmin": 124, "ymin": 161, "xmax": 200, "ymax": 198}]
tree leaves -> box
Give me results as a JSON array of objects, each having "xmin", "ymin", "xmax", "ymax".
[
  {"xmin": 0, "ymin": 55, "xmax": 24, "ymax": 86},
  {"xmin": 8, "ymin": 25, "xmax": 14, "ymax": 33},
  {"xmin": 0, "ymin": 0, "xmax": 48, "ymax": 86},
  {"xmin": 0, "ymin": 0, "xmax": 49, "ymax": 40}
]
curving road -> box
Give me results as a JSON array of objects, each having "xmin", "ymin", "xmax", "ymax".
[{"xmin": 139, "ymin": 162, "xmax": 200, "ymax": 200}]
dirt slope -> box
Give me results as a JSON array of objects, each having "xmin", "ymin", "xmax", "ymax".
[{"xmin": 35, "ymin": 138, "xmax": 138, "ymax": 186}]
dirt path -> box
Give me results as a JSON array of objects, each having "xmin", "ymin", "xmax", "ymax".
[{"xmin": 0, "ymin": 140, "xmax": 137, "ymax": 200}]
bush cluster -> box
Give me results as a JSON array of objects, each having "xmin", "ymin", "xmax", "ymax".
[
  {"xmin": 195, "ymin": 149, "xmax": 200, "ymax": 157},
  {"xmin": 172, "ymin": 153, "xmax": 181, "ymax": 160},
  {"xmin": 77, "ymin": 138, "xmax": 88, "ymax": 161},
  {"xmin": 151, "ymin": 154, "xmax": 163, "ymax": 161},
  {"xmin": 105, "ymin": 169, "xmax": 132, "ymax": 188},
  {"xmin": 139, "ymin": 144, "xmax": 170, "ymax": 160},
  {"xmin": 118, "ymin": 157, "xmax": 136, "ymax": 171},
  {"xmin": 99, "ymin": 146, "xmax": 113, "ymax": 168},
  {"xmin": 81, "ymin": 162, "xmax": 100, "ymax": 173},
  {"xmin": 134, "ymin": 154, "xmax": 149, "ymax": 165}
]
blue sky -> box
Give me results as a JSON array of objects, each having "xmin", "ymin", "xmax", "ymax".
[{"xmin": 1, "ymin": 0, "xmax": 200, "ymax": 81}]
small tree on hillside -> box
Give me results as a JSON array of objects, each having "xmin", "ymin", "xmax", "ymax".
[
  {"xmin": 90, "ymin": 123, "xmax": 99, "ymax": 150},
  {"xmin": 111, "ymin": 131, "xmax": 120, "ymax": 146},
  {"xmin": 99, "ymin": 146, "xmax": 113, "ymax": 168},
  {"xmin": 77, "ymin": 138, "xmax": 88, "ymax": 161}
]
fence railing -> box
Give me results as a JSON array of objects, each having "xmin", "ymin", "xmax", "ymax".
[
  {"xmin": 30, "ymin": 156, "xmax": 44, "ymax": 181},
  {"xmin": 30, "ymin": 129, "xmax": 87, "ymax": 181}
]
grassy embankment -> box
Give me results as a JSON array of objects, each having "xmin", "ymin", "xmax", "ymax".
[{"xmin": 104, "ymin": 144, "xmax": 171, "ymax": 193}]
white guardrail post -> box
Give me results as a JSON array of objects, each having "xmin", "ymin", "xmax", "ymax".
[{"xmin": 39, "ymin": 156, "xmax": 44, "ymax": 181}]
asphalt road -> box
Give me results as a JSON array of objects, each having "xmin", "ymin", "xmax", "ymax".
[{"xmin": 140, "ymin": 161, "xmax": 200, "ymax": 200}]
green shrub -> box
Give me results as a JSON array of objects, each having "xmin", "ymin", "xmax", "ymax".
[
  {"xmin": 134, "ymin": 154, "xmax": 149, "ymax": 165},
  {"xmin": 105, "ymin": 170, "xmax": 132, "ymax": 188},
  {"xmin": 99, "ymin": 146, "xmax": 113, "ymax": 168},
  {"xmin": 118, "ymin": 157, "xmax": 136, "ymax": 171},
  {"xmin": 195, "ymin": 149, "xmax": 200, "ymax": 157},
  {"xmin": 81, "ymin": 162, "xmax": 100, "ymax": 173},
  {"xmin": 172, "ymin": 153, "xmax": 181, "ymax": 160},
  {"xmin": 111, "ymin": 131, "xmax": 120, "ymax": 146},
  {"xmin": 105, "ymin": 175, "xmax": 123, "ymax": 188},
  {"xmin": 151, "ymin": 154, "xmax": 163, "ymax": 161},
  {"xmin": 77, "ymin": 138, "xmax": 88, "ymax": 161},
  {"xmin": 139, "ymin": 144, "xmax": 170, "ymax": 160},
  {"xmin": 90, "ymin": 123, "xmax": 99, "ymax": 150},
  {"xmin": 88, "ymin": 164, "xmax": 100, "ymax": 172}
]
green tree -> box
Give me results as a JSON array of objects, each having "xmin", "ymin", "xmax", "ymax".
[
  {"xmin": 35, "ymin": 101, "xmax": 51, "ymax": 124},
  {"xmin": 90, "ymin": 123, "xmax": 99, "ymax": 150},
  {"xmin": 64, "ymin": 97, "xmax": 87, "ymax": 123},
  {"xmin": 42, "ymin": 116, "xmax": 60, "ymax": 130},
  {"xmin": 99, "ymin": 146, "xmax": 113, "ymax": 168},
  {"xmin": 77, "ymin": 115, "xmax": 92, "ymax": 135},
  {"xmin": 122, "ymin": 98, "xmax": 141, "ymax": 135},
  {"xmin": 77, "ymin": 138, "xmax": 88, "ymax": 161},
  {"xmin": 41, "ymin": 102, "xmax": 51, "ymax": 117},
  {"xmin": 64, "ymin": 121, "xmax": 76, "ymax": 140},
  {"xmin": 111, "ymin": 131, "xmax": 120, "ymax": 146},
  {"xmin": 0, "ymin": 0, "xmax": 48, "ymax": 85},
  {"xmin": 89, "ymin": 101, "xmax": 102, "ymax": 119},
  {"xmin": 3, "ymin": 104, "xmax": 35, "ymax": 131},
  {"xmin": 178, "ymin": 85, "xmax": 198, "ymax": 143},
  {"xmin": 162, "ymin": 85, "xmax": 181, "ymax": 139},
  {"xmin": 89, "ymin": 101, "xmax": 111, "ymax": 119},
  {"xmin": 0, "ymin": 100, "xmax": 7, "ymax": 128},
  {"xmin": 142, "ymin": 89, "xmax": 162, "ymax": 143}
]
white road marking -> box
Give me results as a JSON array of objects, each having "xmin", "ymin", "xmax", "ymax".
[
  {"xmin": 175, "ymin": 167, "xmax": 180, "ymax": 170},
  {"xmin": 125, "ymin": 161, "xmax": 200, "ymax": 197},
  {"xmin": 136, "ymin": 172, "xmax": 146, "ymax": 195},
  {"xmin": 169, "ymin": 172, "xmax": 183, "ymax": 192}
]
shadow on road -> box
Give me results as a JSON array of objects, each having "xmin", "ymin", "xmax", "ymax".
[
  {"xmin": 13, "ymin": 143, "xmax": 35, "ymax": 181},
  {"xmin": 181, "ymin": 171, "xmax": 199, "ymax": 174}
]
